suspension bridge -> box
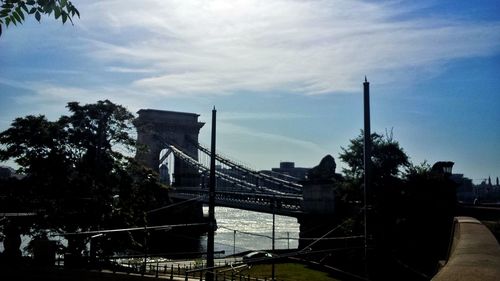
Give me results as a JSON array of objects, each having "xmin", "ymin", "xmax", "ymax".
[
  {"xmin": 134, "ymin": 109, "xmax": 309, "ymax": 218},
  {"xmin": 162, "ymin": 142, "xmax": 305, "ymax": 217}
]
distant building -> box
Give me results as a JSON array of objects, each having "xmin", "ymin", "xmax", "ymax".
[
  {"xmin": 450, "ymin": 171, "xmax": 500, "ymax": 204},
  {"xmin": 214, "ymin": 165, "xmax": 245, "ymax": 188},
  {"xmin": 473, "ymin": 175, "xmax": 500, "ymax": 203},
  {"xmin": 450, "ymin": 174, "xmax": 474, "ymax": 203},
  {"xmin": 264, "ymin": 161, "xmax": 310, "ymax": 181},
  {"xmin": 0, "ymin": 166, "xmax": 13, "ymax": 179},
  {"xmin": 0, "ymin": 166, "xmax": 22, "ymax": 180}
]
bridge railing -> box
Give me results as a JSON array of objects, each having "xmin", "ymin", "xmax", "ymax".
[
  {"xmin": 170, "ymin": 188, "xmax": 303, "ymax": 216},
  {"xmin": 431, "ymin": 216, "xmax": 500, "ymax": 281}
]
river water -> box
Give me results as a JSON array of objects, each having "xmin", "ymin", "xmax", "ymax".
[
  {"xmin": 200, "ymin": 206, "xmax": 300, "ymax": 255},
  {"xmin": 1, "ymin": 206, "xmax": 300, "ymax": 257}
]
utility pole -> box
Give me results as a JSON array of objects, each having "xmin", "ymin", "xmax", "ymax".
[
  {"xmin": 233, "ymin": 230, "xmax": 236, "ymax": 255},
  {"xmin": 271, "ymin": 196, "xmax": 276, "ymax": 281},
  {"xmin": 143, "ymin": 225, "xmax": 148, "ymax": 275},
  {"xmin": 363, "ymin": 76, "xmax": 372, "ymax": 277},
  {"xmin": 206, "ymin": 107, "xmax": 217, "ymax": 281}
]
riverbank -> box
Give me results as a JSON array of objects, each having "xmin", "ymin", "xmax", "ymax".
[
  {"xmin": 0, "ymin": 261, "xmax": 343, "ymax": 281},
  {"xmin": 1, "ymin": 267, "xmax": 166, "ymax": 281}
]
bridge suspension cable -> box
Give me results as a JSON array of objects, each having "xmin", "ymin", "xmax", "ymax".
[
  {"xmin": 153, "ymin": 133, "xmax": 302, "ymax": 196},
  {"xmin": 146, "ymin": 196, "xmax": 204, "ymax": 214},
  {"xmin": 191, "ymin": 140, "xmax": 303, "ymax": 194},
  {"xmin": 168, "ymin": 145, "xmax": 288, "ymax": 195}
]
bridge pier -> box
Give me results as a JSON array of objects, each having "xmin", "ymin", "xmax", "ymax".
[
  {"xmin": 298, "ymin": 181, "xmax": 338, "ymax": 250},
  {"xmin": 295, "ymin": 155, "xmax": 362, "ymax": 255},
  {"xmin": 147, "ymin": 198, "xmax": 208, "ymax": 254},
  {"xmin": 297, "ymin": 180, "xmax": 364, "ymax": 274},
  {"xmin": 134, "ymin": 109, "xmax": 204, "ymax": 187},
  {"xmin": 134, "ymin": 109, "xmax": 208, "ymax": 252}
]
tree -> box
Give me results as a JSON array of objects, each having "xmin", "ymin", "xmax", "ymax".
[
  {"xmin": 337, "ymin": 129, "xmax": 410, "ymax": 225},
  {"xmin": 0, "ymin": 100, "xmax": 168, "ymax": 260},
  {"xmin": 339, "ymin": 130, "xmax": 409, "ymax": 183},
  {"xmin": 337, "ymin": 130, "xmax": 412, "ymax": 278},
  {"xmin": 338, "ymin": 131, "xmax": 457, "ymax": 278},
  {"xmin": 337, "ymin": 130, "xmax": 411, "ymax": 234},
  {"xmin": 0, "ymin": 0, "xmax": 79, "ymax": 37},
  {"xmin": 395, "ymin": 161, "xmax": 457, "ymax": 275}
]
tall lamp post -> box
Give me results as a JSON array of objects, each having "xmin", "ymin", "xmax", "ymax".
[
  {"xmin": 206, "ymin": 107, "xmax": 217, "ymax": 281},
  {"xmin": 233, "ymin": 230, "xmax": 236, "ymax": 255},
  {"xmin": 271, "ymin": 196, "xmax": 276, "ymax": 281},
  {"xmin": 363, "ymin": 76, "xmax": 372, "ymax": 276}
]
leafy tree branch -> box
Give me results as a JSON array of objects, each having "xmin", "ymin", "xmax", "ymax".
[{"xmin": 0, "ymin": 0, "xmax": 79, "ymax": 37}]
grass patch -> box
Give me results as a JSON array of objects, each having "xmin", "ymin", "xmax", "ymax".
[{"xmin": 239, "ymin": 263, "xmax": 341, "ymax": 281}]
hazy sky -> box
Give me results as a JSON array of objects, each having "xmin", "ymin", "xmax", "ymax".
[{"xmin": 1, "ymin": 0, "xmax": 499, "ymax": 182}]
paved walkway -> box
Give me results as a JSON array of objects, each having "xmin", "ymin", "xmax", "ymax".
[{"xmin": 432, "ymin": 217, "xmax": 500, "ymax": 281}]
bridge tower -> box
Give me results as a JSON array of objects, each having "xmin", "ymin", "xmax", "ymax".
[{"xmin": 134, "ymin": 109, "xmax": 205, "ymax": 187}]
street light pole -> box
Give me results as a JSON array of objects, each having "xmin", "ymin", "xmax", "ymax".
[
  {"xmin": 206, "ymin": 107, "xmax": 217, "ymax": 281},
  {"xmin": 233, "ymin": 230, "xmax": 236, "ymax": 255},
  {"xmin": 143, "ymin": 225, "xmax": 147, "ymax": 275},
  {"xmin": 271, "ymin": 196, "xmax": 276, "ymax": 281},
  {"xmin": 363, "ymin": 76, "xmax": 372, "ymax": 277}
]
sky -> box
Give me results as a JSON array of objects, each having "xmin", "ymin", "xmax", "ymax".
[{"xmin": 0, "ymin": 0, "xmax": 499, "ymax": 183}]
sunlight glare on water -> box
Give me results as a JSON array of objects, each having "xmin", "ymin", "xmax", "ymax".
[{"xmin": 201, "ymin": 206, "xmax": 300, "ymax": 255}]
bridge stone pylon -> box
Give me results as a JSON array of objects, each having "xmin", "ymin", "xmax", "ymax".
[{"xmin": 134, "ymin": 109, "xmax": 205, "ymax": 187}]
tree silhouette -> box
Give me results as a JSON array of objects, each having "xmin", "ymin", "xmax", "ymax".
[
  {"xmin": 0, "ymin": 100, "xmax": 168, "ymax": 261},
  {"xmin": 337, "ymin": 131, "xmax": 456, "ymax": 279},
  {"xmin": 339, "ymin": 130, "xmax": 410, "ymax": 182}
]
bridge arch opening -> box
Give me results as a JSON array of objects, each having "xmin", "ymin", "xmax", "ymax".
[
  {"xmin": 134, "ymin": 109, "xmax": 205, "ymax": 187},
  {"xmin": 159, "ymin": 148, "xmax": 175, "ymax": 185}
]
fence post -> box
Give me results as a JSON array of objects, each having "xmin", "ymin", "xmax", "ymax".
[
  {"xmin": 170, "ymin": 265, "xmax": 174, "ymax": 280},
  {"xmin": 200, "ymin": 270, "xmax": 203, "ymax": 281},
  {"xmin": 156, "ymin": 262, "xmax": 159, "ymax": 278},
  {"xmin": 178, "ymin": 264, "xmax": 181, "ymax": 275},
  {"xmin": 185, "ymin": 272, "xmax": 188, "ymax": 281}
]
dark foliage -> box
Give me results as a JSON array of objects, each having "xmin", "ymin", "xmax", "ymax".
[
  {"xmin": 337, "ymin": 131, "xmax": 457, "ymax": 280},
  {"xmin": 0, "ymin": 100, "xmax": 169, "ymax": 259},
  {"xmin": 339, "ymin": 130, "xmax": 410, "ymax": 182},
  {"xmin": 0, "ymin": 0, "xmax": 79, "ymax": 37}
]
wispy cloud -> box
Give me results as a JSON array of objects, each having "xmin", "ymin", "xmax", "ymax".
[
  {"xmin": 210, "ymin": 121, "xmax": 327, "ymax": 169},
  {"xmin": 219, "ymin": 112, "xmax": 308, "ymax": 121},
  {"xmin": 69, "ymin": 0, "xmax": 500, "ymax": 97},
  {"xmin": 0, "ymin": 80, "xmax": 162, "ymax": 119},
  {"xmin": 105, "ymin": 66, "xmax": 157, "ymax": 74}
]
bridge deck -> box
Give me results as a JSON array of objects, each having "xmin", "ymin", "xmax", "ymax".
[{"xmin": 170, "ymin": 188, "xmax": 303, "ymax": 217}]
